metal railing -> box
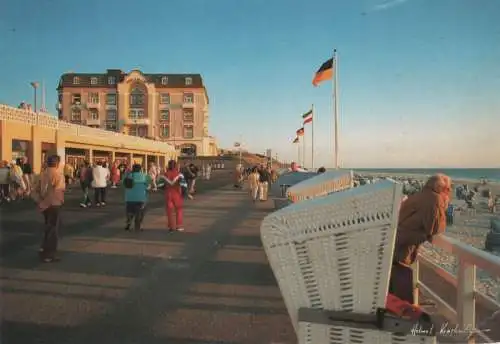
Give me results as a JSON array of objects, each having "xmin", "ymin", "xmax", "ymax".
[
  {"xmin": 0, "ymin": 104, "xmax": 176, "ymax": 153},
  {"xmin": 416, "ymin": 235, "xmax": 500, "ymax": 343}
]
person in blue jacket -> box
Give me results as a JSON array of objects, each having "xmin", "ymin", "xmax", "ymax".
[{"xmin": 123, "ymin": 164, "xmax": 153, "ymax": 231}]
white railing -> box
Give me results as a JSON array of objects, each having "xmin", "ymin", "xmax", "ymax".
[
  {"xmin": 416, "ymin": 235, "xmax": 500, "ymax": 344},
  {"xmin": 0, "ymin": 104, "xmax": 176, "ymax": 153}
]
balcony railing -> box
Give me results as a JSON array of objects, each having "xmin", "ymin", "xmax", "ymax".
[
  {"xmin": 86, "ymin": 118, "xmax": 101, "ymax": 126},
  {"xmin": 0, "ymin": 104, "xmax": 175, "ymax": 153},
  {"xmin": 416, "ymin": 235, "xmax": 500, "ymax": 343}
]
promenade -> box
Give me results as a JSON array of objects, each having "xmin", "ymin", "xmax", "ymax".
[{"xmin": 0, "ymin": 175, "xmax": 295, "ymax": 344}]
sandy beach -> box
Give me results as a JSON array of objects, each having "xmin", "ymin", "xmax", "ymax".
[{"xmin": 356, "ymin": 171, "xmax": 500, "ymax": 301}]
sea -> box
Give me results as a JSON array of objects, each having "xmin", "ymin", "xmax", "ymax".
[{"xmin": 351, "ymin": 168, "xmax": 500, "ymax": 183}]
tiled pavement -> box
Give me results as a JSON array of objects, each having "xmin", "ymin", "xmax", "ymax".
[{"xmin": 0, "ymin": 179, "xmax": 296, "ymax": 344}]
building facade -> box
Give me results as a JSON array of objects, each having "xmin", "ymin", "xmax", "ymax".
[{"xmin": 57, "ymin": 69, "xmax": 218, "ymax": 156}]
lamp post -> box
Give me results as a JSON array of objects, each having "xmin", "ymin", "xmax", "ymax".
[{"xmin": 30, "ymin": 81, "xmax": 39, "ymax": 112}]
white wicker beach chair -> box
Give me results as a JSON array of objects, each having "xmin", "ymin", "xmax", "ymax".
[
  {"xmin": 286, "ymin": 169, "xmax": 354, "ymax": 203},
  {"xmin": 260, "ymin": 180, "xmax": 435, "ymax": 344},
  {"xmin": 270, "ymin": 171, "xmax": 317, "ymax": 197}
]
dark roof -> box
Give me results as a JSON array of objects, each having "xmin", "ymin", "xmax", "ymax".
[{"xmin": 57, "ymin": 69, "xmax": 205, "ymax": 89}]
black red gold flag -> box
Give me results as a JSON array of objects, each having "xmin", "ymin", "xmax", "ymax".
[
  {"xmin": 296, "ymin": 127, "xmax": 305, "ymax": 136},
  {"xmin": 312, "ymin": 58, "xmax": 334, "ymax": 86}
]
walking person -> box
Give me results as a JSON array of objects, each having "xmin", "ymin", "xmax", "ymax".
[
  {"xmin": 92, "ymin": 161, "xmax": 109, "ymax": 207},
  {"xmin": 257, "ymin": 165, "xmax": 271, "ymax": 201},
  {"xmin": 148, "ymin": 162, "xmax": 159, "ymax": 192},
  {"xmin": 79, "ymin": 161, "xmax": 93, "ymax": 208},
  {"xmin": 248, "ymin": 166, "xmax": 260, "ymax": 202},
  {"xmin": 10, "ymin": 160, "xmax": 25, "ymax": 200},
  {"xmin": 0, "ymin": 160, "xmax": 11, "ymax": 203},
  {"xmin": 32, "ymin": 155, "xmax": 65, "ymax": 263},
  {"xmin": 159, "ymin": 160, "xmax": 186, "ymax": 232},
  {"xmin": 21, "ymin": 157, "xmax": 33, "ymax": 195},
  {"xmin": 123, "ymin": 164, "xmax": 153, "ymax": 231},
  {"xmin": 110, "ymin": 161, "xmax": 121, "ymax": 188}
]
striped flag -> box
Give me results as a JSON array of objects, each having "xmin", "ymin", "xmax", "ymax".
[
  {"xmin": 292, "ymin": 137, "xmax": 299, "ymax": 144},
  {"xmin": 302, "ymin": 109, "xmax": 313, "ymax": 125},
  {"xmin": 296, "ymin": 127, "xmax": 305, "ymax": 136},
  {"xmin": 312, "ymin": 58, "xmax": 334, "ymax": 87}
]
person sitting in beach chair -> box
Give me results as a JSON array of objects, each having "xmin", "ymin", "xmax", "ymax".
[
  {"xmin": 446, "ymin": 203, "xmax": 455, "ymax": 225},
  {"xmin": 390, "ymin": 173, "xmax": 451, "ymax": 304}
]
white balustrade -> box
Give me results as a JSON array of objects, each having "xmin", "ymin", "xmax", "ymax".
[
  {"xmin": 0, "ymin": 104, "xmax": 175, "ymax": 153},
  {"xmin": 417, "ymin": 235, "xmax": 500, "ymax": 344}
]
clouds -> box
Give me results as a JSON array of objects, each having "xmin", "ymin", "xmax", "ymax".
[{"xmin": 373, "ymin": 0, "xmax": 410, "ymax": 11}]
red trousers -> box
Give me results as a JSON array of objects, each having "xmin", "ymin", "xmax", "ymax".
[{"xmin": 165, "ymin": 191, "xmax": 183, "ymax": 229}]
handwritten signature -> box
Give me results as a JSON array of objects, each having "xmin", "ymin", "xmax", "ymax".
[{"xmin": 411, "ymin": 322, "xmax": 491, "ymax": 337}]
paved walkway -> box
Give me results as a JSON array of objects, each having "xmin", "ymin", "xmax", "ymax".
[{"xmin": 0, "ymin": 178, "xmax": 295, "ymax": 344}]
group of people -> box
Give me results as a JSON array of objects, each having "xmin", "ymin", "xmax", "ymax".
[
  {"xmin": 28, "ymin": 154, "xmax": 201, "ymax": 263},
  {"xmin": 0, "ymin": 157, "xmax": 33, "ymax": 203},
  {"xmin": 233, "ymin": 163, "xmax": 278, "ymax": 202}
]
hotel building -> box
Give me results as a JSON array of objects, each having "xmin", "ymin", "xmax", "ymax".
[{"xmin": 56, "ymin": 69, "xmax": 217, "ymax": 156}]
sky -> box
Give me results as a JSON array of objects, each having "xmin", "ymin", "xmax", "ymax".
[{"xmin": 0, "ymin": 0, "xmax": 499, "ymax": 168}]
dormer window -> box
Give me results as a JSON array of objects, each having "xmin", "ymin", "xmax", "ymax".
[
  {"xmin": 108, "ymin": 76, "xmax": 116, "ymax": 85},
  {"xmin": 185, "ymin": 77, "xmax": 192, "ymax": 86},
  {"xmin": 161, "ymin": 76, "xmax": 168, "ymax": 85},
  {"xmin": 90, "ymin": 77, "xmax": 98, "ymax": 85},
  {"xmin": 73, "ymin": 76, "xmax": 80, "ymax": 85}
]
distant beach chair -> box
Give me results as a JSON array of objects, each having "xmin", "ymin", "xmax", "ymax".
[
  {"xmin": 286, "ymin": 169, "xmax": 354, "ymax": 203},
  {"xmin": 261, "ymin": 180, "xmax": 435, "ymax": 343}
]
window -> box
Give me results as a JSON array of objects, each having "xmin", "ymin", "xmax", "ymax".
[
  {"xmin": 183, "ymin": 109, "xmax": 194, "ymax": 122},
  {"xmin": 138, "ymin": 126, "xmax": 147, "ymax": 137},
  {"xmin": 108, "ymin": 76, "xmax": 116, "ymax": 85},
  {"xmin": 183, "ymin": 93, "xmax": 194, "ymax": 103},
  {"xmin": 105, "ymin": 121, "xmax": 117, "ymax": 131},
  {"xmin": 160, "ymin": 109, "xmax": 170, "ymax": 121},
  {"xmin": 129, "ymin": 126, "xmax": 138, "ymax": 136},
  {"xmin": 106, "ymin": 110, "xmax": 117, "ymax": 120},
  {"xmin": 58, "ymin": 93, "xmax": 63, "ymax": 102},
  {"xmin": 185, "ymin": 77, "xmax": 192, "ymax": 85},
  {"xmin": 129, "ymin": 109, "xmax": 144, "ymax": 119},
  {"xmin": 106, "ymin": 93, "xmax": 116, "ymax": 105},
  {"xmin": 161, "ymin": 76, "xmax": 168, "ymax": 85},
  {"xmin": 90, "ymin": 77, "xmax": 98, "ymax": 85},
  {"xmin": 160, "ymin": 93, "xmax": 170, "ymax": 104},
  {"xmin": 71, "ymin": 109, "xmax": 81, "ymax": 122},
  {"xmin": 130, "ymin": 87, "xmax": 145, "ymax": 106},
  {"xmin": 183, "ymin": 125, "xmax": 194, "ymax": 138},
  {"xmin": 160, "ymin": 125, "xmax": 169, "ymax": 137},
  {"xmin": 89, "ymin": 109, "xmax": 99, "ymax": 120},
  {"xmin": 71, "ymin": 93, "xmax": 81, "ymax": 105},
  {"xmin": 88, "ymin": 92, "xmax": 99, "ymax": 104},
  {"xmin": 73, "ymin": 76, "xmax": 80, "ymax": 85}
]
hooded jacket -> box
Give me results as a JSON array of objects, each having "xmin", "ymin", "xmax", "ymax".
[{"xmin": 393, "ymin": 177, "xmax": 448, "ymax": 265}]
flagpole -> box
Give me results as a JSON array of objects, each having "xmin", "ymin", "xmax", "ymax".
[
  {"xmin": 333, "ymin": 49, "xmax": 340, "ymax": 169},
  {"xmin": 297, "ymin": 141, "xmax": 300, "ymax": 164},
  {"xmin": 302, "ymin": 125, "xmax": 306, "ymax": 168},
  {"xmin": 311, "ymin": 104, "xmax": 315, "ymax": 170}
]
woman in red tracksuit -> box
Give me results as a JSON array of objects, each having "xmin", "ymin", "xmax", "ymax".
[{"xmin": 160, "ymin": 160, "xmax": 184, "ymax": 232}]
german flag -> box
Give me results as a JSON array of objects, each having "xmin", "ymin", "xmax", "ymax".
[
  {"xmin": 302, "ymin": 109, "xmax": 313, "ymax": 125},
  {"xmin": 292, "ymin": 137, "xmax": 299, "ymax": 144},
  {"xmin": 312, "ymin": 57, "xmax": 334, "ymax": 86},
  {"xmin": 296, "ymin": 127, "xmax": 305, "ymax": 136}
]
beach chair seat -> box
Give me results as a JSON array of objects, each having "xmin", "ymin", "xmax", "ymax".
[
  {"xmin": 260, "ymin": 180, "xmax": 435, "ymax": 344},
  {"xmin": 269, "ymin": 171, "xmax": 317, "ymax": 198},
  {"xmin": 286, "ymin": 169, "xmax": 354, "ymax": 203}
]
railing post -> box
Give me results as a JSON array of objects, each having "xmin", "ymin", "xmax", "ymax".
[
  {"xmin": 412, "ymin": 260, "xmax": 419, "ymax": 306},
  {"xmin": 457, "ymin": 258, "xmax": 476, "ymax": 343}
]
